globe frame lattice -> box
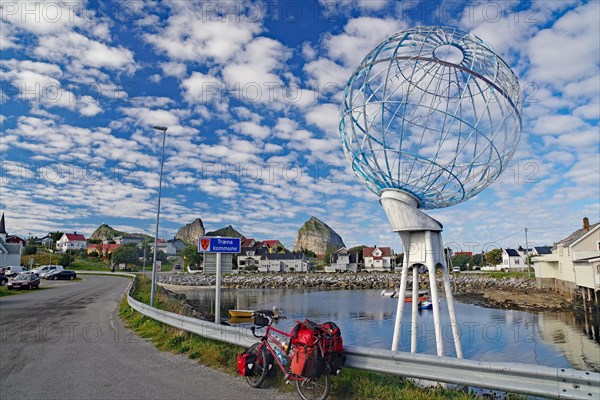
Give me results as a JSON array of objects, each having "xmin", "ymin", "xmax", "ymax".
[{"xmin": 340, "ymin": 26, "xmax": 522, "ymax": 209}]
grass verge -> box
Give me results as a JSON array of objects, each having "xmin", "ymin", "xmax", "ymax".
[
  {"xmin": 481, "ymin": 271, "xmax": 532, "ymax": 279},
  {"xmin": 120, "ymin": 276, "xmax": 524, "ymax": 399},
  {"xmin": 0, "ymin": 285, "xmax": 50, "ymax": 296}
]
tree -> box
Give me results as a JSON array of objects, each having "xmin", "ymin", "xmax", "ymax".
[
  {"xmin": 301, "ymin": 248, "xmax": 317, "ymax": 258},
  {"xmin": 182, "ymin": 245, "xmax": 202, "ymax": 268},
  {"xmin": 472, "ymin": 253, "xmax": 484, "ymax": 267},
  {"xmin": 322, "ymin": 248, "xmax": 333, "ymax": 265},
  {"xmin": 451, "ymin": 253, "xmax": 471, "ymax": 270},
  {"xmin": 484, "ymin": 249, "xmax": 502, "ymax": 267},
  {"xmin": 50, "ymin": 231, "xmax": 64, "ymax": 243},
  {"xmin": 395, "ymin": 253, "xmax": 404, "ymax": 267},
  {"xmin": 25, "ymin": 245, "xmax": 37, "ymax": 255},
  {"xmin": 59, "ymin": 253, "xmax": 71, "ymax": 267},
  {"xmin": 111, "ymin": 245, "xmax": 139, "ymax": 269}
]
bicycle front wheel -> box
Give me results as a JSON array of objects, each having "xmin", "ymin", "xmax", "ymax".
[
  {"xmin": 245, "ymin": 343, "xmax": 269, "ymax": 388},
  {"xmin": 295, "ymin": 373, "xmax": 331, "ymax": 400}
]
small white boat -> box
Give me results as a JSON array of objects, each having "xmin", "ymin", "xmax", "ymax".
[
  {"xmin": 418, "ymin": 300, "xmax": 433, "ymax": 310},
  {"xmin": 380, "ymin": 290, "xmax": 396, "ymax": 298}
]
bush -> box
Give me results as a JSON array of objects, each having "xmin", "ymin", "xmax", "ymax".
[
  {"xmin": 89, "ymin": 251, "xmax": 99, "ymax": 257},
  {"xmin": 25, "ymin": 245, "xmax": 38, "ymax": 255}
]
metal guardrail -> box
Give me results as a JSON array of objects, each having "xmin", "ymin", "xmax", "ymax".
[{"xmin": 83, "ymin": 271, "xmax": 600, "ymax": 399}]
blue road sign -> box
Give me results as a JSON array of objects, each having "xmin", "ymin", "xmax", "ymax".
[{"xmin": 197, "ymin": 237, "xmax": 241, "ymax": 253}]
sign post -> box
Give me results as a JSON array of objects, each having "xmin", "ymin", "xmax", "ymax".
[
  {"xmin": 197, "ymin": 237, "xmax": 241, "ymax": 324},
  {"xmin": 215, "ymin": 252, "xmax": 222, "ymax": 323},
  {"xmin": 155, "ymin": 261, "xmax": 161, "ymax": 272}
]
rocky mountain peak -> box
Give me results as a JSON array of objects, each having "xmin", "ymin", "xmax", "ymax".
[
  {"xmin": 205, "ymin": 225, "xmax": 244, "ymax": 238},
  {"xmin": 175, "ymin": 218, "xmax": 206, "ymax": 245},
  {"xmin": 90, "ymin": 224, "xmax": 125, "ymax": 240},
  {"xmin": 293, "ymin": 217, "xmax": 345, "ymax": 257}
]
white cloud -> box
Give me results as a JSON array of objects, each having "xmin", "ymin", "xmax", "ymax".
[
  {"xmin": 35, "ymin": 32, "xmax": 135, "ymax": 72},
  {"xmin": 232, "ymin": 121, "xmax": 270, "ymax": 140},
  {"xmin": 527, "ymin": 2, "xmax": 600, "ymax": 85},
  {"xmin": 305, "ymin": 103, "xmax": 340, "ymax": 136},
  {"xmin": 221, "ymin": 37, "xmax": 291, "ymax": 102},
  {"xmin": 323, "ymin": 17, "xmax": 405, "ymax": 67},
  {"xmin": 160, "ymin": 62, "xmax": 187, "ymax": 79},
  {"xmin": 181, "ymin": 72, "xmax": 223, "ymax": 104},
  {"xmin": 120, "ymin": 107, "xmax": 180, "ymax": 128},
  {"xmin": 532, "ymin": 115, "xmax": 586, "ymax": 135},
  {"xmin": 0, "ymin": 59, "xmax": 103, "ymax": 116},
  {"xmin": 144, "ymin": 7, "xmax": 261, "ymax": 63}
]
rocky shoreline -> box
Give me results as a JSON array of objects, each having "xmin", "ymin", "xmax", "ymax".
[{"xmin": 158, "ymin": 273, "xmax": 574, "ymax": 312}]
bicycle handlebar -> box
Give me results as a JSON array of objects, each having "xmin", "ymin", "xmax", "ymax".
[{"xmin": 250, "ymin": 326, "xmax": 263, "ymax": 338}]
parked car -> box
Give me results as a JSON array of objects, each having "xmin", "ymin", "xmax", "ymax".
[
  {"xmin": 47, "ymin": 270, "xmax": 77, "ymax": 280},
  {"xmin": 5, "ymin": 266, "xmax": 28, "ymax": 277},
  {"xmin": 38, "ymin": 270, "xmax": 56, "ymax": 279},
  {"xmin": 32, "ymin": 265, "xmax": 64, "ymax": 276},
  {"xmin": 0, "ymin": 275, "xmax": 8, "ymax": 286},
  {"xmin": 452, "ymin": 266, "xmax": 461, "ymax": 273},
  {"xmin": 8, "ymin": 274, "xmax": 40, "ymax": 290}
]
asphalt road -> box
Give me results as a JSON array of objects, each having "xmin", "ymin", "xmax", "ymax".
[{"xmin": 0, "ymin": 275, "xmax": 293, "ymax": 400}]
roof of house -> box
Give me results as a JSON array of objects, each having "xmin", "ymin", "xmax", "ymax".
[
  {"xmin": 65, "ymin": 233, "xmax": 86, "ymax": 241},
  {"xmin": 534, "ymin": 246, "xmax": 552, "ymax": 255},
  {"xmin": 262, "ymin": 240, "xmax": 282, "ymax": 248},
  {"xmin": 6, "ymin": 235, "xmax": 26, "ymax": 244},
  {"xmin": 333, "ymin": 247, "xmax": 348, "ymax": 254},
  {"xmin": 0, "ymin": 238, "xmax": 21, "ymax": 254},
  {"xmin": 88, "ymin": 244, "xmax": 120, "ymax": 251},
  {"xmin": 261, "ymin": 252, "xmax": 304, "ymax": 261},
  {"xmin": 505, "ymin": 248, "xmax": 520, "ymax": 257},
  {"xmin": 558, "ymin": 221, "xmax": 600, "ymax": 247},
  {"xmin": 241, "ymin": 247, "xmax": 267, "ymax": 256},
  {"xmin": 241, "ymin": 238, "xmax": 256, "ymax": 247},
  {"xmin": 0, "ymin": 213, "xmax": 6, "ymax": 235},
  {"xmin": 363, "ymin": 246, "xmax": 393, "ymax": 257}
]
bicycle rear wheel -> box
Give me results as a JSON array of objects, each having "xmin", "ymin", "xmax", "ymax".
[
  {"xmin": 295, "ymin": 373, "xmax": 331, "ymax": 400},
  {"xmin": 245, "ymin": 343, "xmax": 269, "ymax": 388}
]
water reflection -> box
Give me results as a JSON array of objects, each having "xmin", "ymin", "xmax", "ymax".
[{"xmin": 176, "ymin": 287, "xmax": 599, "ymax": 372}]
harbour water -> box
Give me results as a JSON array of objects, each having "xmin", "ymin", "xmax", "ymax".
[{"xmin": 179, "ymin": 287, "xmax": 600, "ymax": 372}]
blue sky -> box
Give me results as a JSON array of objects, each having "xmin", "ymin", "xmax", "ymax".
[{"xmin": 1, "ymin": 0, "xmax": 598, "ymax": 254}]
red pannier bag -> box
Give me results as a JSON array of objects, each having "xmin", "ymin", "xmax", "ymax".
[
  {"xmin": 237, "ymin": 351, "xmax": 256, "ymax": 376},
  {"xmin": 319, "ymin": 321, "xmax": 345, "ymax": 375},
  {"xmin": 290, "ymin": 320, "xmax": 317, "ymax": 346},
  {"xmin": 290, "ymin": 346, "xmax": 325, "ymax": 378},
  {"xmin": 319, "ymin": 321, "xmax": 343, "ymax": 353}
]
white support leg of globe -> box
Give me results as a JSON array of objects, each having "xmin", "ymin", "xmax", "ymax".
[{"xmin": 380, "ymin": 189, "xmax": 463, "ymax": 358}]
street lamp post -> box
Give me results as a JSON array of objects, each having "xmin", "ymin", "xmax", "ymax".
[{"xmin": 150, "ymin": 125, "xmax": 168, "ymax": 307}]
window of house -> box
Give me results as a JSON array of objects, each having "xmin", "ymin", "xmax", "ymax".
[{"xmin": 515, "ymin": 259, "xmax": 520, "ymax": 264}]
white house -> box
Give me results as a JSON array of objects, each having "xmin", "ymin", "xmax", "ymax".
[
  {"xmin": 500, "ymin": 248, "xmax": 528, "ymax": 271},
  {"xmin": 363, "ymin": 246, "xmax": 395, "ymax": 271},
  {"xmin": 259, "ymin": 253, "xmax": 311, "ymax": 273},
  {"xmin": 56, "ymin": 233, "xmax": 87, "ymax": 253},
  {"xmin": 0, "ymin": 214, "xmax": 22, "ymax": 268},
  {"xmin": 326, "ymin": 247, "xmax": 359, "ymax": 273},
  {"xmin": 237, "ymin": 247, "xmax": 267, "ymax": 270},
  {"xmin": 533, "ymin": 218, "xmax": 600, "ymax": 300},
  {"xmin": 150, "ymin": 241, "xmax": 176, "ymax": 256}
]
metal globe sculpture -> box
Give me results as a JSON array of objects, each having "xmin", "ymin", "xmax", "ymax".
[{"xmin": 340, "ymin": 26, "xmax": 522, "ymax": 209}]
